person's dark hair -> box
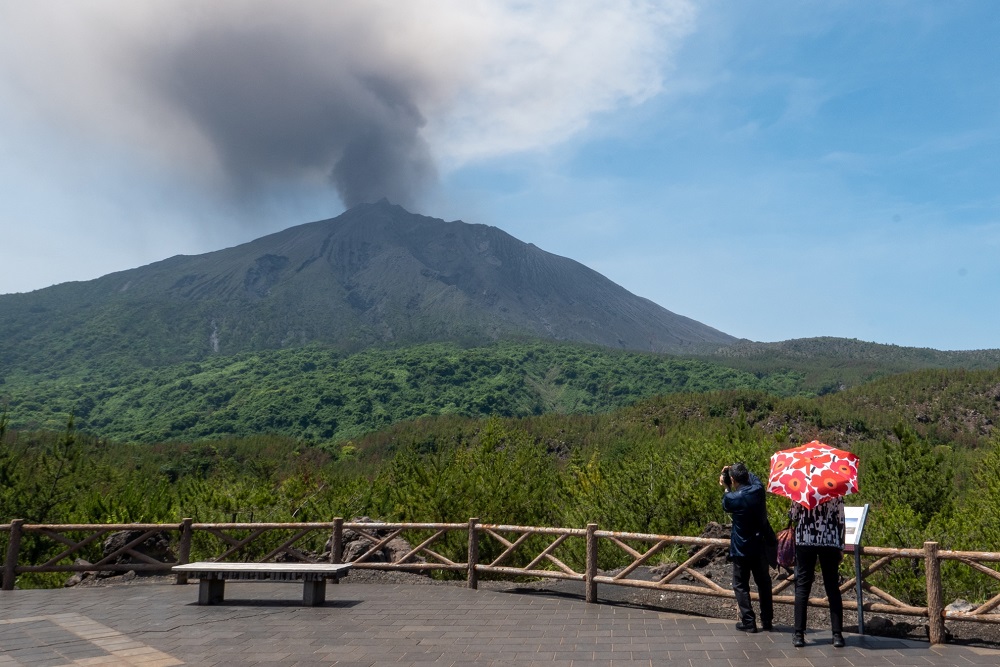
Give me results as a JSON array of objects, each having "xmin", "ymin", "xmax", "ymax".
[{"xmin": 729, "ymin": 462, "xmax": 750, "ymax": 485}]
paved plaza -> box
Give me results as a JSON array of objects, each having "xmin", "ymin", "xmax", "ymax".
[{"xmin": 2, "ymin": 582, "xmax": 999, "ymax": 666}]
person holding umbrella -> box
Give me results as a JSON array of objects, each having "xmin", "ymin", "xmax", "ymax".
[
  {"xmin": 768, "ymin": 441, "xmax": 858, "ymax": 649},
  {"xmin": 789, "ymin": 496, "xmax": 846, "ymax": 647},
  {"xmin": 720, "ymin": 462, "xmax": 774, "ymax": 633}
]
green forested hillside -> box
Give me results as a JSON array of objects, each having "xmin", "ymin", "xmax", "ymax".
[
  {"xmin": 1, "ymin": 341, "xmax": 806, "ymax": 444},
  {"xmin": 4, "ymin": 338, "xmax": 999, "ymax": 447},
  {"xmin": 700, "ymin": 337, "xmax": 1000, "ymax": 394}
]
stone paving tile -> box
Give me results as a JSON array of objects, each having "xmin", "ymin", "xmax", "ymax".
[{"xmin": 2, "ymin": 583, "xmax": 1000, "ymax": 666}]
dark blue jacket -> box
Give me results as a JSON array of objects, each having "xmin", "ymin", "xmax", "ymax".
[{"xmin": 722, "ymin": 472, "xmax": 767, "ymax": 558}]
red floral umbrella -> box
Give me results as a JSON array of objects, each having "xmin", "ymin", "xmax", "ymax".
[{"xmin": 767, "ymin": 440, "xmax": 859, "ymax": 509}]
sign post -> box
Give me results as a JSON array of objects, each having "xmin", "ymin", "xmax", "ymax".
[{"xmin": 844, "ymin": 504, "xmax": 870, "ymax": 634}]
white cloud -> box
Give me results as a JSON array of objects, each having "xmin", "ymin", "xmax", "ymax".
[{"xmin": 426, "ymin": 1, "xmax": 696, "ymax": 164}]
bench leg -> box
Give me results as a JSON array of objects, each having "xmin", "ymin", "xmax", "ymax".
[
  {"xmin": 303, "ymin": 580, "xmax": 326, "ymax": 606},
  {"xmin": 198, "ymin": 578, "xmax": 225, "ymax": 605}
]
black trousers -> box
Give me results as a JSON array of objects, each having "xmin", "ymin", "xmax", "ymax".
[
  {"xmin": 793, "ymin": 545, "xmax": 844, "ymax": 634},
  {"xmin": 732, "ymin": 551, "xmax": 773, "ymax": 627}
]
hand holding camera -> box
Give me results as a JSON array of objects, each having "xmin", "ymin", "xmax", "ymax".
[{"xmin": 720, "ymin": 465, "xmax": 732, "ymax": 488}]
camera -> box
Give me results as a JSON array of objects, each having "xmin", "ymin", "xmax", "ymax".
[{"xmin": 722, "ymin": 466, "xmax": 732, "ymax": 487}]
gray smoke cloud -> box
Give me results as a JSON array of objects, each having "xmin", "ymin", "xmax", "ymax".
[
  {"xmin": 149, "ymin": 21, "xmax": 434, "ymax": 208},
  {"xmin": 0, "ymin": 1, "xmax": 694, "ymax": 212}
]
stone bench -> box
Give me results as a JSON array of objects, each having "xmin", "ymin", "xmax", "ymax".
[{"xmin": 171, "ymin": 562, "xmax": 352, "ymax": 606}]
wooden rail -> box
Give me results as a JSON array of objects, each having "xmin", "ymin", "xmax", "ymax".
[{"xmin": 3, "ymin": 518, "xmax": 998, "ymax": 645}]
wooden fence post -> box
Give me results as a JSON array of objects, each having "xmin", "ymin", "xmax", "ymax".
[
  {"xmin": 585, "ymin": 523, "xmax": 598, "ymax": 603},
  {"xmin": 467, "ymin": 518, "xmax": 479, "ymax": 590},
  {"xmin": 331, "ymin": 518, "xmax": 344, "ymax": 564},
  {"xmin": 3, "ymin": 519, "xmax": 24, "ymax": 591},
  {"xmin": 925, "ymin": 541, "xmax": 945, "ymax": 645},
  {"xmin": 175, "ymin": 518, "xmax": 193, "ymax": 585}
]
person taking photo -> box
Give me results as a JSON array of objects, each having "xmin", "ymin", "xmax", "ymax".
[{"xmin": 720, "ymin": 462, "xmax": 774, "ymax": 633}]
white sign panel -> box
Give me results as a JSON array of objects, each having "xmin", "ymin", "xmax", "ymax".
[{"xmin": 844, "ymin": 504, "xmax": 869, "ymax": 549}]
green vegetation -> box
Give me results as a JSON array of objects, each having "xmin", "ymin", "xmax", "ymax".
[
  {"xmin": 698, "ymin": 337, "xmax": 1000, "ymax": 394},
  {"xmin": 6, "ymin": 338, "xmax": 998, "ymax": 448},
  {"xmin": 3, "ymin": 367, "xmax": 1000, "ymax": 602},
  {"xmin": 1, "ymin": 341, "xmax": 810, "ymax": 444}
]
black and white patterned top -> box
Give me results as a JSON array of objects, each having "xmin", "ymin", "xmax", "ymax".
[{"xmin": 790, "ymin": 497, "xmax": 845, "ymax": 549}]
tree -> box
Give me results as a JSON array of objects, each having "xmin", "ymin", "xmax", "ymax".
[
  {"xmin": 0, "ymin": 406, "xmax": 21, "ymax": 522},
  {"xmin": 17, "ymin": 416, "xmax": 86, "ymax": 525},
  {"xmin": 861, "ymin": 423, "xmax": 955, "ymax": 525}
]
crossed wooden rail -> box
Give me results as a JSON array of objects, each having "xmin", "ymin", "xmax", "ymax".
[{"xmin": 3, "ymin": 518, "xmax": 998, "ymax": 645}]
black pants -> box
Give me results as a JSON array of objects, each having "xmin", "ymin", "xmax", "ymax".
[
  {"xmin": 732, "ymin": 551, "xmax": 773, "ymax": 627},
  {"xmin": 793, "ymin": 545, "xmax": 843, "ymax": 634}
]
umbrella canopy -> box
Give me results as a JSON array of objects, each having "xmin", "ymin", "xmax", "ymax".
[{"xmin": 767, "ymin": 441, "xmax": 859, "ymax": 509}]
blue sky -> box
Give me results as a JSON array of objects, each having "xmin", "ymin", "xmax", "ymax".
[{"xmin": 1, "ymin": 1, "xmax": 998, "ymax": 350}]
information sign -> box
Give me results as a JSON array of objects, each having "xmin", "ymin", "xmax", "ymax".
[
  {"xmin": 844, "ymin": 504, "xmax": 869, "ymax": 550},
  {"xmin": 844, "ymin": 504, "xmax": 870, "ymax": 634}
]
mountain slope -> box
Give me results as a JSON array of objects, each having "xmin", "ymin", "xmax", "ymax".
[{"xmin": 0, "ymin": 201, "xmax": 736, "ymax": 372}]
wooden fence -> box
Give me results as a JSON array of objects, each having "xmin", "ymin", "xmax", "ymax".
[{"xmin": 3, "ymin": 518, "xmax": 999, "ymax": 645}]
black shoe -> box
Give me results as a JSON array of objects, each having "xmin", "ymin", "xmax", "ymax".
[
  {"xmin": 761, "ymin": 622, "xmax": 773, "ymax": 631},
  {"xmin": 833, "ymin": 632, "xmax": 845, "ymax": 648},
  {"xmin": 793, "ymin": 632, "xmax": 805, "ymax": 648},
  {"xmin": 735, "ymin": 621, "xmax": 758, "ymax": 633}
]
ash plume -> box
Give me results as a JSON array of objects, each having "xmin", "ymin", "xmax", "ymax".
[
  {"xmin": 149, "ymin": 21, "xmax": 435, "ymax": 208},
  {"xmin": 0, "ymin": 1, "xmax": 694, "ymax": 211}
]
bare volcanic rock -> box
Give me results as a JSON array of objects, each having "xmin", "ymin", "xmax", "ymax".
[
  {"xmin": 325, "ymin": 517, "xmax": 427, "ymax": 567},
  {"xmin": 65, "ymin": 530, "xmax": 176, "ymax": 587}
]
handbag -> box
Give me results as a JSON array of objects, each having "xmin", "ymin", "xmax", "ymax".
[{"xmin": 776, "ymin": 520, "xmax": 796, "ymax": 569}]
